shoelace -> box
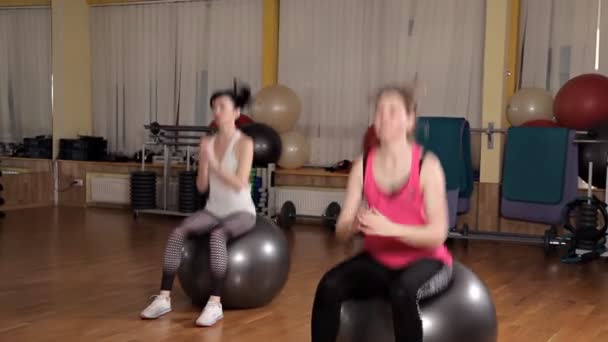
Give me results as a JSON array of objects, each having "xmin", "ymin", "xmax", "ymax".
[
  {"xmin": 205, "ymin": 301, "xmax": 221, "ymax": 309},
  {"xmin": 148, "ymin": 294, "xmax": 169, "ymax": 303}
]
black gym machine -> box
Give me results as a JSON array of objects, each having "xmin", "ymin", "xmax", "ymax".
[
  {"xmin": 530, "ymin": 137, "xmax": 608, "ymax": 263},
  {"xmin": 556, "ymin": 159, "xmax": 608, "ymax": 263},
  {"xmin": 448, "ymin": 129, "xmax": 608, "ymax": 264}
]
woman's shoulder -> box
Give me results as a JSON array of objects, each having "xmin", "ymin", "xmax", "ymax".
[
  {"xmin": 236, "ymin": 132, "xmax": 254, "ymax": 150},
  {"xmin": 419, "ymin": 150, "xmax": 444, "ymax": 184},
  {"xmin": 420, "ymin": 147, "xmax": 440, "ymax": 166},
  {"xmin": 349, "ymin": 154, "xmax": 364, "ymax": 180}
]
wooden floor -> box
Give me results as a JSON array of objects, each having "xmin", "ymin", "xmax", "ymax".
[{"xmin": 1, "ymin": 207, "xmax": 608, "ymax": 341}]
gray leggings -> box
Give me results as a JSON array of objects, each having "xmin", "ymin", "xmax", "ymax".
[{"xmin": 160, "ymin": 210, "xmax": 256, "ymax": 295}]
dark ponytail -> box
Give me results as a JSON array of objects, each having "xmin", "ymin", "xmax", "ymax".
[
  {"xmin": 234, "ymin": 85, "xmax": 251, "ymax": 109},
  {"xmin": 209, "ymin": 81, "xmax": 252, "ymax": 110}
]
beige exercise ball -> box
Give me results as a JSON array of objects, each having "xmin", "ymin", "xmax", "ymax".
[
  {"xmin": 252, "ymin": 85, "xmax": 301, "ymax": 133},
  {"xmin": 507, "ymin": 88, "xmax": 554, "ymax": 126},
  {"xmin": 278, "ymin": 131, "xmax": 310, "ymax": 169}
]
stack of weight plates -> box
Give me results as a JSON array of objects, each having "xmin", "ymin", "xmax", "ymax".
[
  {"xmin": 130, "ymin": 171, "xmax": 157, "ymax": 210},
  {"xmin": 179, "ymin": 170, "xmax": 199, "ymax": 213}
]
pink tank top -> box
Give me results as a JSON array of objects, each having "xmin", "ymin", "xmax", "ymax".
[{"xmin": 363, "ymin": 144, "xmax": 453, "ymax": 269}]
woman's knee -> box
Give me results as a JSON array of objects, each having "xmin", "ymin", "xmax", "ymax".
[
  {"xmin": 220, "ymin": 212, "xmax": 257, "ymax": 238},
  {"xmin": 241, "ymin": 213, "xmax": 257, "ymax": 228},
  {"xmin": 168, "ymin": 226, "xmax": 188, "ymax": 242},
  {"xmin": 175, "ymin": 210, "xmax": 219, "ymax": 234},
  {"xmin": 314, "ymin": 270, "xmax": 346, "ymax": 305}
]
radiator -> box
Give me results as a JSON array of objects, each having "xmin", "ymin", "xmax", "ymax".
[
  {"xmin": 86, "ymin": 172, "xmax": 179, "ymax": 209},
  {"xmin": 273, "ymin": 186, "xmax": 346, "ymax": 216},
  {"xmin": 87, "ymin": 173, "xmax": 130, "ymax": 205}
]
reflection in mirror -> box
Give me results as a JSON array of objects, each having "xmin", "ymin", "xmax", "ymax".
[{"xmin": 0, "ymin": 6, "xmax": 52, "ymax": 158}]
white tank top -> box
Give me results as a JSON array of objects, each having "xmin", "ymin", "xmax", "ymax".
[{"xmin": 204, "ymin": 130, "xmax": 257, "ymax": 217}]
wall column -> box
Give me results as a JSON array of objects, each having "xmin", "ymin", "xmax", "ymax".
[
  {"xmin": 262, "ymin": 0, "xmax": 279, "ymax": 87},
  {"xmin": 479, "ymin": 0, "xmax": 512, "ymax": 184},
  {"xmin": 51, "ymin": 0, "xmax": 92, "ymax": 157}
]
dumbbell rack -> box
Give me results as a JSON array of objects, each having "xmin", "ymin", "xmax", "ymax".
[
  {"xmin": 250, "ymin": 164, "xmax": 275, "ymax": 217},
  {"xmin": 131, "ymin": 143, "xmax": 189, "ymax": 218},
  {"xmin": 132, "ymin": 123, "xmax": 215, "ymax": 218}
]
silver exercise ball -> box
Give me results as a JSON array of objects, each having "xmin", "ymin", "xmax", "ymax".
[
  {"xmin": 278, "ymin": 130, "xmax": 310, "ymax": 169},
  {"xmin": 252, "ymin": 85, "xmax": 302, "ymax": 133},
  {"xmin": 336, "ymin": 262, "xmax": 497, "ymax": 342},
  {"xmin": 507, "ymin": 87, "xmax": 554, "ymax": 126},
  {"xmin": 177, "ymin": 215, "xmax": 290, "ymax": 309}
]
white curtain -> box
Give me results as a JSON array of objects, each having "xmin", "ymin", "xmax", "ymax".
[
  {"xmin": 279, "ymin": 0, "xmax": 485, "ymax": 165},
  {"xmin": 0, "ymin": 8, "xmax": 52, "ymax": 143},
  {"xmin": 176, "ymin": 0, "xmax": 262, "ymax": 127},
  {"xmin": 599, "ymin": 0, "xmax": 608, "ymax": 74},
  {"xmin": 91, "ymin": 3, "xmax": 177, "ymax": 154},
  {"xmin": 519, "ymin": 0, "xmax": 601, "ymax": 93},
  {"xmin": 91, "ymin": 0, "xmax": 262, "ymax": 154}
]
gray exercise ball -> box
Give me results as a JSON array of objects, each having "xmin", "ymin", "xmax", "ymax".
[
  {"xmin": 336, "ymin": 262, "xmax": 497, "ymax": 342},
  {"xmin": 177, "ymin": 215, "xmax": 290, "ymax": 309}
]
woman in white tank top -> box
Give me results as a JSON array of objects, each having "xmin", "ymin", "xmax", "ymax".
[{"xmin": 140, "ymin": 86, "xmax": 257, "ymax": 327}]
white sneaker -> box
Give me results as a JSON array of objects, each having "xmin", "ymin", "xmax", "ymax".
[
  {"xmin": 195, "ymin": 301, "xmax": 223, "ymax": 327},
  {"xmin": 140, "ymin": 295, "xmax": 172, "ymax": 319}
]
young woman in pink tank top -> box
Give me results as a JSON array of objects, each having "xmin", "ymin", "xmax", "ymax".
[{"xmin": 311, "ymin": 86, "xmax": 453, "ymax": 342}]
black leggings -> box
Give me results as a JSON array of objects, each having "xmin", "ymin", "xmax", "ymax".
[
  {"xmin": 160, "ymin": 210, "xmax": 256, "ymax": 296},
  {"xmin": 311, "ymin": 253, "xmax": 452, "ymax": 342}
]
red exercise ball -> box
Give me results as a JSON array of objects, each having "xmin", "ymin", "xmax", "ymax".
[
  {"xmin": 554, "ymin": 73, "xmax": 608, "ymax": 129},
  {"xmin": 363, "ymin": 125, "xmax": 379, "ymax": 153},
  {"xmin": 210, "ymin": 114, "xmax": 255, "ymax": 129},
  {"xmin": 236, "ymin": 114, "xmax": 255, "ymax": 127},
  {"xmin": 521, "ymin": 119, "xmax": 559, "ymax": 128}
]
